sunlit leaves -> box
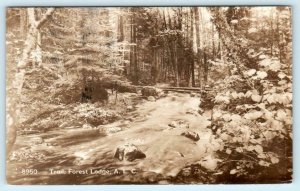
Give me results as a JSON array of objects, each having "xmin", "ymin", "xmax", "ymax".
[
  {"xmin": 244, "ymin": 111, "xmax": 263, "ymax": 120},
  {"xmin": 254, "ymin": 145, "xmax": 263, "ymax": 154},
  {"xmin": 248, "ymin": 27, "xmax": 257, "ymax": 33},
  {"xmin": 230, "ymin": 19, "xmax": 238, "ymax": 24},
  {"xmin": 251, "ymin": 94, "xmax": 262, "ymax": 102},
  {"xmin": 230, "ymin": 169, "xmax": 237, "ymax": 174},
  {"xmin": 244, "ymin": 69, "xmax": 256, "ymax": 77},
  {"xmin": 215, "ymin": 94, "xmax": 230, "ymax": 104},
  {"xmin": 256, "ymin": 71, "xmax": 268, "ymax": 79},
  {"xmin": 220, "ymin": 133, "xmax": 230, "ymax": 141},
  {"xmin": 257, "ymin": 153, "xmax": 267, "ymax": 159},
  {"xmin": 270, "ymin": 156, "xmax": 280, "ymax": 164},
  {"xmin": 259, "ymin": 160, "xmax": 270, "ymax": 167},
  {"xmin": 209, "ymin": 6, "xmax": 291, "ymax": 180},
  {"xmin": 212, "ymin": 109, "xmax": 222, "ymax": 120},
  {"xmin": 259, "ymin": 58, "xmax": 281, "ymax": 72},
  {"xmin": 278, "ymin": 72, "xmax": 286, "ymax": 79},
  {"xmin": 222, "ymin": 113, "xmax": 231, "ymax": 122},
  {"xmin": 231, "ymin": 114, "xmax": 241, "ymax": 122},
  {"xmin": 236, "ymin": 147, "xmax": 243, "ymax": 153},
  {"xmin": 226, "ymin": 148, "xmax": 232, "ymax": 154},
  {"xmin": 263, "ymin": 93, "xmax": 291, "ymax": 105},
  {"xmin": 262, "ymin": 131, "xmax": 275, "ymax": 140},
  {"xmin": 276, "ymin": 109, "xmax": 287, "ymax": 121}
]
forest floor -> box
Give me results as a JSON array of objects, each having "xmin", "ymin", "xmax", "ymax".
[{"xmin": 7, "ymin": 92, "xmax": 219, "ymax": 184}]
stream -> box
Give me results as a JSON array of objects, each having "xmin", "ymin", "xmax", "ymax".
[{"xmin": 7, "ymin": 92, "xmax": 216, "ymax": 184}]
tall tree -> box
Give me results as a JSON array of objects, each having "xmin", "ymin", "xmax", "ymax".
[
  {"xmin": 129, "ymin": 8, "xmax": 138, "ymax": 84},
  {"xmin": 6, "ymin": 8, "xmax": 55, "ymax": 156},
  {"xmin": 194, "ymin": 7, "xmax": 202, "ymax": 87},
  {"xmin": 190, "ymin": 8, "xmax": 195, "ymax": 87}
]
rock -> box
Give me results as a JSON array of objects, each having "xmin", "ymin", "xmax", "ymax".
[
  {"xmin": 126, "ymin": 105, "xmax": 134, "ymax": 111},
  {"xmin": 147, "ymin": 96, "xmax": 156, "ymax": 101},
  {"xmin": 32, "ymin": 137, "xmax": 44, "ymax": 144},
  {"xmin": 190, "ymin": 92, "xmax": 197, "ymax": 97},
  {"xmin": 82, "ymin": 123, "xmax": 93, "ymax": 129},
  {"xmin": 126, "ymin": 117, "xmax": 134, "ymax": 122},
  {"xmin": 92, "ymin": 87, "xmax": 109, "ymax": 103},
  {"xmin": 186, "ymin": 109, "xmax": 199, "ymax": 116},
  {"xmin": 168, "ymin": 120, "xmax": 189, "ymax": 129},
  {"xmin": 200, "ymin": 89, "xmax": 214, "ymax": 110},
  {"xmin": 157, "ymin": 91, "xmax": 166, "ymax": 98},
  {"xmin": 170, "ymin": 96, "xmax": 176, "ymax": 101},
  {"xmin": 81, "ymin": 85, "xmax": 109, "ymax": 103},
  {"xmin": 199, "ymin": 154, "xmax": 222, "ymax": 171},
  {"xmin": 73, "ymin": 157, "xmax": 84, "ymax": 165},
  {"xmin": 114, "ymin": 143, "xmax": 146, "ymax": 162},
  {"xmin": 198, "ymin": 108, "xmax": 204, "ymax": 115},
  {"xmin": 181, "ymin": 130, "xmax": 200, "ymax": 141},
  {"xmin": 59, "ymin": 121, "xmax": 69, "ymax": 128},
  {"xmin": 141, "ymin": 87, "xmax": 158, "ymax": 97},
  {"xmin": 175, "ymin": 164, "xmax": 213, "ymax": 183},
  {"xmin": 106, "ymin": 127, "xmax": 122, "ymax": 133}
]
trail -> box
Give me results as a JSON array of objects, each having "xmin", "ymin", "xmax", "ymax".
[{"xmin": 7, "ymin": 92, "xmax": 215, "ymax": 184}]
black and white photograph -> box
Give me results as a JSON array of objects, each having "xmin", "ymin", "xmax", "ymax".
[{"xmin": 6, "ymin": 6, "xmax": 292, "ymax": 184}]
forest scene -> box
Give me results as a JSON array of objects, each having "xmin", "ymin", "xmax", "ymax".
[{"xmin": 6, "ymin": 6, "xmax": 292, "ymax": 184}]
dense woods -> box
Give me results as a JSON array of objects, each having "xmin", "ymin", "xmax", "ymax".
[{"xmin": 6, "ymin": 7, "xmax": 292, "ymax": 184}]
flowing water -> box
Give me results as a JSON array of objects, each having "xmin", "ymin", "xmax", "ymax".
[{"xmin": 7, "ymin": 92, "xmax": 215, "ymax": 184}]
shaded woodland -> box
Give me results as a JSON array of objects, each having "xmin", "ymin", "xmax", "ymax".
[{"xmin": 6, "ymin": 7, "xmax": 292, "ymax": 184}]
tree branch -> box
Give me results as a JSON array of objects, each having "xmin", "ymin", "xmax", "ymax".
[{"xmin": 36, "ymin": 8, "xmax": 55, "ymax": 29}]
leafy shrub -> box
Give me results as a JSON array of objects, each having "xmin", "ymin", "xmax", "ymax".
[{"xmin": 209, "ymin": 55, "xmax": 292, "ymax": 182}]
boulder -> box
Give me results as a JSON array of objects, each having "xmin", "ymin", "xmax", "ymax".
[
  {"xmin": 186, "ymin": 109, "xmax": 199, "ymax": 116},
  {"xmin": 170, "ymin": 96, "xmax": 177, "ymax": 101},
  {"xmin": 32, "ymin": 137, "xmax": 44, "ymax": 144},
  {"xmin": 168, "ymin": 120, "xmax": 189, "ymax": 129},
  {"xmin": 190, "ymin": 92, "xmax": 197, "ymax": 97},
  {"xmin": 106, "ymin": 127, "xmax": 122, "ymax": 133},
  {"xmin": 141, "ymin": 87, "xmax": 158, "ymax": 97},
  {"xmin": 92, "ymin": 87, "xmax": 109, "ymax": 103},
  {"xmin": 157, "ymin": 91, "xmax": 165, "ymax": 98},
  {"xmin": 114, "ymin": 143, "xmax": 146, "ymax": 162},
  {"xmin": 81, "ymin": 85, "xmax": 109, "ymax": 103},
  {"xmin": 126, "ymin": 105, "xmax": 134, "ymax": 111},
  {"xmin": 181, "ymin": 130, "xmax": 200, "ymax": 141},
  {"xmin": 82, "ymin": 123, "xmax": 93, "ymax": 129},
  {"xmin": 175, "ymin": 164, "xmax": 213, "ymax": 183},
  {"xmin": 198, "ymin": 154, "xmax": 222, "ymax": 171},
  {"xmin": 198, "ymin": 108, "xmax": 204, "ymax": 115},
  {"xmin": 147, "ymin": 96, "xmax": 156, "ymax": 102}
]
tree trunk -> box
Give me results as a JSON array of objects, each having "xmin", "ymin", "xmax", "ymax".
[
  {"xmin": 6, "ymin": 8, "xmax": 55, "ymax": 156},
  {"xmin": 203, "ymin": 51, "xmax": 208, "ymax": 84},
  {"xmin": 130, "ymin": 8, "xmax": 138, "ymax": 84},
  {"xmin": 212, "ymin": 22, "xmax": 216, "ymax": 59},
  {"xmin": 190, "ymin": 8, "xmax": 195, "ymax": 87},
  {"xmin": 19, "ymin": 8, "xmax": 28, "ymax": 37},
  {"xmin": 194, "ymin": 7, "xmax": 202, "ymax": 87},
  {"xmin": 117, "ymin": 9, "xmax": 124, "ymax": 42},
  {"xmin": 209, "ymin": 8, "xmax": 256, "ymax": 89}
]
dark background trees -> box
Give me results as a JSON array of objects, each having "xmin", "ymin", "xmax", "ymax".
[{"xmin": 6, "ymin": 7, "xmax": 292, "ymax": 183}]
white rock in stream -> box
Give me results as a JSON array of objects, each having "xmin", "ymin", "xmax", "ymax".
[
  {"xmin": 186, "ymin": 108, "xmax": 199, "ymax": 116},
  {"xmin": 147, "ymin": 96, "xmax": 156, "ymax": 102},
  {"xmin": 114, "ymin": 143, "xmax": 146, "ymax": 162},
  {"xmin": 168, "ymin": 119, "xmax": 189, "ymax": 129},
  {"xmin": 126, "ymin": 105, "xmax": 134, "ymax": 111},
  {"xmin": 198, "ymin": 155, "xmax": 222, "ymax": 171},
  {"xmin": 82, "ymin": 123, "xmax": 93, "ymax": 129},
  {"xmin": 31, "ymin": 137, "xmax": 44, "ymax": 144},
  {"xmin": 107, "ymin": 127, "xmax": 122, "ymax": 133},
  {"xmin": 181, "ymin": 130, "xmax": 200, "ymax": 141},
  {"xmin": 190, "ymin": 92, "xmax": 197, "ymax": 97}
]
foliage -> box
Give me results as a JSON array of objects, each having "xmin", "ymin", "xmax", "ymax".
[{"xmin": 208, "ymin": 7, "xmax": 292, "ymax": 182}]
